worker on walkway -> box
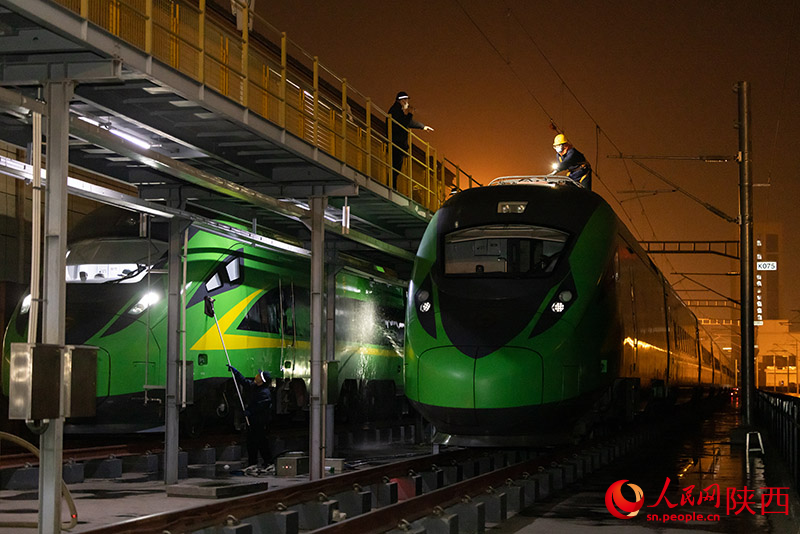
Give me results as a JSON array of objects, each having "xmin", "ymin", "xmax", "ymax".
[
  {"xmin": 227, "ymin": 365, "xmax": 273, "ymax": 468},
  {"xmin": 551, "ymin": 133, "xmax": 592, "ymax": 190},
  {"xmin": 387, "ymin": 91, "xmax": 434, "ymax": 190}
]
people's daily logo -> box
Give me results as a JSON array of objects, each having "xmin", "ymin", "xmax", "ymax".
[{"xmin": 605, "ymin": 479, "xmax": 644, "ymax": 519}]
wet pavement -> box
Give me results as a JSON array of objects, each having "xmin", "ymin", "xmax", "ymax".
[
  {"xmin": 1, "ymin": 398, "xmax": 798, "ymax": 533},
  {"xmin": 492, "ymin": 396, "xmax": 800, "ymax": 533},
  {"xmin": 0, "ymin": 441, "xmax": 434, "ymax": 533}
]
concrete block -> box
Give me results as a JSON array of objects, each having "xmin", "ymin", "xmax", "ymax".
[
  {"xmin": 332, "ymin": 488, "xmax": 372, "ymax": 518},
  {"xmin": 369, "ymin": 480, "xmax": 398, "ymax": 508},
  {"xmin": 189, "ymin": 446, "xmax": 216, "ymax": 465},
  {"xmin": 445, "ymin": 499, "xmax": 485, "ymax": 534},
  {"xmin": 385, "ymin": 525, "xmax": 425, "ymax": 534},
  {"xmin": 250, "ymin": 510, "xmax": 299, "ymax": 534},
  {"xmin": 460, "ymin": 459, "xmax": 479, "ymax": 479},
  {"xmin": 441, "ymin": 464, "xmax": 462, "ymax": 486},
  {"xmin": 597, "ymin": 447, "xmax": 610, "ymax": 465},
  {"xmin": 159, "ymin": 451, "xmax": 189, "ymax": 479},
  {"xmin": 219, "ymin": 444, "xmax": 243, "ymax": 462},
  {"xmin": 166, "ymin": 479, "xmax": 268, "ymax": 498},
  {"xmin": 560, "ymin": 461, "xmax": 577, "ymax": 484},
  {"xmin": 490, "ymin": 452, "xmax": 507, "ymax": 469},
  {"xmin": 475, "ymin": 456, "xmax": 491, "ymax": 476},
  {"xmin": 122, "ymin": 453, "xmax": 158, "ymax": 474},
  {"xmin": 416, "ymin": 513, "xmax": 459, "ymax": 534},
  {"xmin": 563, "ymin": 457, "xmax": 583, "ymax": 480},
  {"xmin": 395, "ymin": 473, "xmax": 422, "ymax": 500},
  {"xmin": 588, "ymin": 449, "xmax": 601, "ymax": 470},
  {"xmin": 532, "ymin": 471, "xmax": 550, "ymax": 499},
  {"xmin": 501, "ymin": 483, "xmax": 524, "ymax": 514},
  {"xmin": 288, "ymin": 499, "xmax": 337, "ymax": 530},
  {"xmin": 187, "ymin": 464, "xmax": 216, "ymax": 478},
  {"xmin": 474, "ymin": 489, "xmax": 507, "ymax": 523},
  {"xmin": 221, "ymin": 522, "xmax": 252, "ymax": 533},
  {"xmin": 514, "ymin": 476, "xmax": 537, "ymax": 507},
  {"xmin": 577, "ymin": 453, "xmax": 593, "ymax": 475},
  {"xmin": 2, "ymin": 466, "xmax": 38, "ymax": 490},
  {"xmin": 85, "ymin": 457, "xmax": 122, "ymax": 479},
  {"xmin": 421, "ymin": 468, "xmax": 443, "ymax": 492},
  {"xmin": 547, "ymin": 464, "xmax": 564, "ymax": 492},
  {"xmin": 62, "ymin": 461, "xmax": 84, "ymax": 484}
]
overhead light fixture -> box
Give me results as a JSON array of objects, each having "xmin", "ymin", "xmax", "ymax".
[
  {"xmin": 110, "ymin": 128, "xmax": 151, "ymax": 150},
  {"xmin": 77, "ymin": 115, "xmax": 151, "ymax": 150}
]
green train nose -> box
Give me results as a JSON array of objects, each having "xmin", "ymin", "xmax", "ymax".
[{"xmin": 416, "ymin": 346, "xmax": 544, "ymax": 410}]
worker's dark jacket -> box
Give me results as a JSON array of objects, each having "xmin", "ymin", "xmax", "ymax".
[
  {"xmin": 387, "ymin": 101, "xmax": 425, "ymax": 150},
  {"xmin": 556, "ymin": 147, "xmax": 592, "ymax": 189},
  {"xmin": 230, "ymin": 367, "xmax": 272, "ymax": 420}
]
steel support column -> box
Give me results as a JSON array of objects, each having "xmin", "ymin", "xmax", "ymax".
[
  {"xmin": 736, "ymin": 81, "xmax": 755, "ymax": 424},
  {"xmin": 164, "ymin": 214, "xmax": 186, "ymax": 484},
  {"xmin": 325, "ymin": 254, "xmax": 337, "ymax": 456},
  {"xmin": 309, "ymin": 196, "xmax": 327, "ymax": 480},
  {"xmin": 39, "ymin": 80, "xmax": 73, "ymax": 534}
]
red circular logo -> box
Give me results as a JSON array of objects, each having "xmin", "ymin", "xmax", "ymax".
[{"xmin": 605, "ymin": 479, "xmax": 644, "ymax": 519}]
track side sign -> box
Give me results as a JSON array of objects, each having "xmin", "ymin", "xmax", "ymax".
[{"xmin": 756, "ymin": 261, "xmax": 777, "ymax": 271}]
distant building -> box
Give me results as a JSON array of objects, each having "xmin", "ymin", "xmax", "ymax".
[
  {"xmin": 754, "ymin": 223, "xmax": 782, "ymax": 323},
  {"xmin": 756, "ymin": 319, "xmax": 799, "ymax": 393}
]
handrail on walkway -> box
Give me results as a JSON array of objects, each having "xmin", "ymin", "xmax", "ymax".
[{"xmin": 52, "ymin": 0, "xmax": 477, "ymax": 211}]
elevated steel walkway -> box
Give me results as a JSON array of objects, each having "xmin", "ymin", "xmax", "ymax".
[{"xmin": 0, "ymin": 0, "xmax": 474, "ymax": 276}]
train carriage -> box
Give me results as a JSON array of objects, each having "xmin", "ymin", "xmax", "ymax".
[
  {"xmin": 2, "ymin": 206, "xmax": 406, "ymax": 434},
  {"xmin": 404, "ymin": 177, "xmax": 734, "ymax": 446}
]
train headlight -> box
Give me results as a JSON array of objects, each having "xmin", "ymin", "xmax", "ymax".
[
  {"xmin": 558, "ymin": 290, "xmax": 573, "ymax": 302},
  {"xmin": 128, "ymin": 291, "xmax": 160, "ymax": 315},
  {"xmin": 551, "ymin": 301, "xmax": 565, "ymax": 313},
  {"xmin": 20, "ymin": 294, "xmax": 32, "ymax": 315},
  {"xmin": 413, "ymin": 275, "xmax": 437, "ymax": 339},
  {"xmin": 497, "ymin": 201, "xmax": 527, "ymax": 214}
]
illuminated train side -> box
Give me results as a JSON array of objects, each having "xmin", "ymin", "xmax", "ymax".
[
  {"xmin": 2, "ymin": 207, "xmax": 405, "ymax": 433},
  {"xmin": 404, "ymin": 179, "xmax": 734, "ymax": 446}
]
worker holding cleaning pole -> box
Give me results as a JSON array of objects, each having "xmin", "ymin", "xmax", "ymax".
[{"xmin": 205, "ymin": 296, "xmax": 273, "ymax": 468}]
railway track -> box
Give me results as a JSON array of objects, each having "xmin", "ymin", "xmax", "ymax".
[{"xmin": 74, "ymin": 428, "xmax": 651, "ymax": 534}]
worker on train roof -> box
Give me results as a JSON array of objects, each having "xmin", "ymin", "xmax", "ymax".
[{"xmin": 551, "ymin": 133, "xmax": 592, "ymax": 190}]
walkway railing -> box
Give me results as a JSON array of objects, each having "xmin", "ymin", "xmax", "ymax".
[
  {"xmin": 755, "ymin": 390, "xmax": 800, "ymax": 488},
  {"xmin": 53, "ymin": 0, "xmax": 475, "ymax": 212}
]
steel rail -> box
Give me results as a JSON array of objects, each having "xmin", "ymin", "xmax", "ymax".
[{"xmin": 77, "ymin": 448, "xmax": 480, "ymax": 534}]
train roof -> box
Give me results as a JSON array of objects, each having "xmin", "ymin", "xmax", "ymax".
[{"xmin": 439, "ymin": 177, "xmax": 606, "ymax": 237}]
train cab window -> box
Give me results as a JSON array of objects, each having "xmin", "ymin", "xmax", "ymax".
[
  {"xmin": 203, "ymin": 251, "xmax": 244, "ymax": 293},
  {"xmin": 65, "ymin": 238, "xmax": 168, "ymax": 283},
  {"xmin": 444, "ymin": 224, "xmax": 568, "ymax": 276},
  {"xmin": 225, "ymin": 257, "xmax": 241, "ymax": 282},
  {"xmin": 205, "ymin": 273, "xmax": 223, "ymax": 292}
]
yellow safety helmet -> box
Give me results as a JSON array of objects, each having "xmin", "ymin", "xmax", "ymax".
[{"xmin": 553, "ymin": 134, "xmax": 569, "ymax": 147}]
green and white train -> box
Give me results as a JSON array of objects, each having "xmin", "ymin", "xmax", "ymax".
[
  {"xmin": 2, "ymin": 206, "xmax": 405, "ymax": 433},
  {"xmin": 404, "ymin": 177, "xmax": 736, "ymax": 446}
]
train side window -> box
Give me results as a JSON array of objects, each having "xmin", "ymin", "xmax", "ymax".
[
  {"xmin": 238, "ymin": 287, "xmax": 280, "ymax": 333},
  {"xmin": 283, "ymin": 286, "xmax": 310, "ymax": 338}
]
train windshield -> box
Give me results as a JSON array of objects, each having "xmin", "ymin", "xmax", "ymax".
[
  {"xmin": 65, "ymin": 238, "xmax": 168, "ymax": 283},
  {"xmin": 444, "ymin": 224, "xmax": 568, "ymax": 276}
]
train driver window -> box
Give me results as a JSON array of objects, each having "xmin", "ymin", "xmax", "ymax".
[
  {"xmin": 65, "ymin": 237, "xmax": 168, "ymax": 283},
  {"xmin": 203, "ymin": 252, "xmax": 244, "ymax": 293},
  {"xmin": 444, "ymin": 224, "xmax": 568, "ymax": 276}
]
